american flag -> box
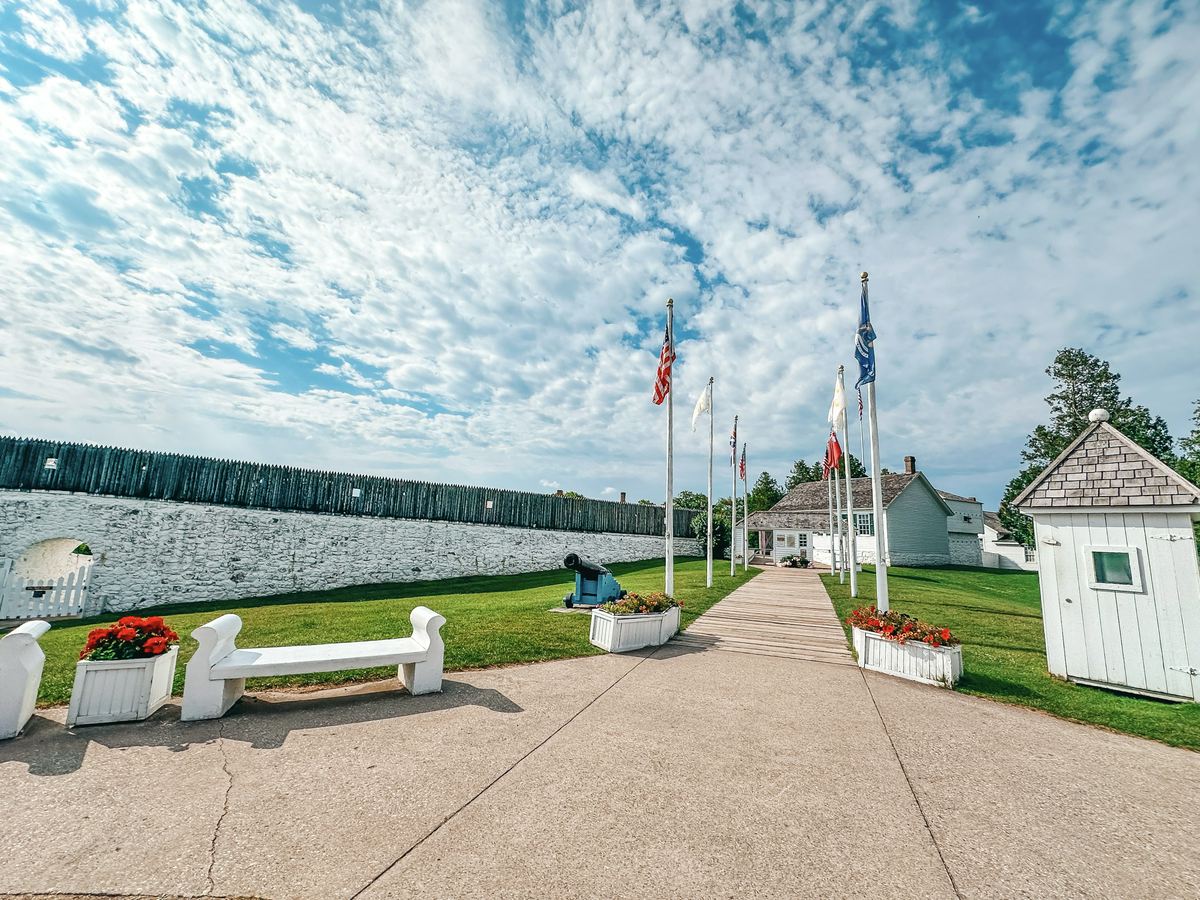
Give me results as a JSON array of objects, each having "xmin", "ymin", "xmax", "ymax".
[
  {"xmin": 652, "ymin": 322, "xmax": 675, "ymax": 405},
  {"xmin": 739, "ymin": 444, "xmax": 747, "ymax": 481}
]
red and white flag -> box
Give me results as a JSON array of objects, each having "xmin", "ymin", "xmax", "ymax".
[
  {"xmin": 652, "ymin": 322, "xmax": 675, "ymax": 405},
  {"xmin": 823, "ymin": 429, "xmax": 843, "ymax": 478},
  {"xmin": 739, "ymin": 444, "xmax": 747, "ymax": 481}
]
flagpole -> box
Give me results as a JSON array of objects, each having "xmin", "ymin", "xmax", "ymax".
[
  {"xmin": 839, "ymin": 366, "xmax": 859, "ymax": 598},
  {"xmin": 741, "ymin": 445, "xmax": 748, "ymax": 572},
  {"xmin": 861, "ymin": 273, "xmax": 889, "ymax": 612},
  {"xmin": 730, "ymin": 415, "xmax": 737, "ymax": 577},
  {"xmin": 825, "ymin": 468, "xmax": 834, "ymax": 571},
  {"xmin": 665, "ymin": 299, "xmax": 675, "ymax": 597},
  {"xmin": 833, "ymin": 463, "xmax": 844, "ymax": 583},
  {"xmin": 706, "ymin": 377, "xmax": 714, "ymax": 588}
]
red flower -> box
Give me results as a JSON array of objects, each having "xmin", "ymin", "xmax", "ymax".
[
  {"xmin": 117, "ymin": 616, "xmax": 143, "ymax": 628},
  {"xmin": 940, "ymin": 628, "xmax": 952, "ymax": 641},
  {"xmin": 143, "ymin": 636, "xmax": 169, "ymax": 655},
  {"xmin": 115, "ymin": 627, "xmax": 137, "ymax": 642}
]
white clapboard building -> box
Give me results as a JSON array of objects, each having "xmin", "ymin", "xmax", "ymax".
[
  {"xmin": 746, "ymin": 456, "xmax": 957, "ymax": 568},
  {"xmin": 1015, "ymin": 409, "xmax": 1200, "ymax": 702}
]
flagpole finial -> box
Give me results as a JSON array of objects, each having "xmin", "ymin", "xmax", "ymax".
[
  {"xmin": 838, "ymin": 364, "xmax": 844, "ymax": 373},
  {"xmin": 860, "ymin": 271, "xmax": 868, "ymax": 283},
  {"xmin": 667, "ymin": 297, "xmax": 674, "ymax": 307},
  {"xmin": 708, "ymin": 375, "xmax": 714, "ymax": 384}
]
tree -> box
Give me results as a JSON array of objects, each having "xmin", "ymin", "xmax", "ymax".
[
  {"xmin": 1175, "ymin": 398, "xmax": 1200, "ymax": 486},
  {"xmin": 784, "ymin": 453, "xmax": 866, "ymax": 488},
  {"xmin": 785, "ymin": 459, "xmax": 822, "ymax": 489},
  {"xmin": 691, "ymin": 496, "xmax": 732, "ymax": 558},
  {"xmin": 636, "ymin": 499, "xmax": 654, "ymax": 505},
  {"xmin": 999, "ymin": 348, "xmax": 1176, "ymax": 546},
  {"xmin": 673, "ymin": 490, "xmax": 709, "ymax": 511},
  {"xmin": 561, "ymin": 490, "xmax": 586, "ymax": 500},
  {"xmin": 747, "ymin": 472, "xmax": 783, "ymax": 512}
]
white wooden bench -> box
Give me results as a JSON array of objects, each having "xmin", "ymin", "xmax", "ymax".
[
  {"xmin": 0, "ymin": 620, "xmax": 50, "ymax": 740},
  {"xmin": 181, "ymin": 606, "xmax": 446, "ymax": 721}
]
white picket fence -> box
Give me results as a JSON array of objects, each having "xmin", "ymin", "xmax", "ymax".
[{"xmin": 0, "ymin": 567, "xmax": 90, "ymax": 619}]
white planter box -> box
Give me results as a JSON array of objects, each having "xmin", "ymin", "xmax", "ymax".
[
  {"xmin": 852, "ymin": 627, "xmax": 961, "ymax": 688},
  {"xmin": 67, "ymin": 647, "xmax": 178, "ymax": 726},
  {"xmin": 590, "ymin": 606, "xmax": 680, "ymax": 653}
]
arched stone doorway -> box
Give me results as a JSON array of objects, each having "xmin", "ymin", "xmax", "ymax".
[{"xmin": 1, "ymin": 538, "xmax": 93, "ymax": 619}]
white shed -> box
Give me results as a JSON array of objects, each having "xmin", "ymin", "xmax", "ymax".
[{"xmin": 1015, "ymin": 409, "xmax": 1200, "ymax": 702}]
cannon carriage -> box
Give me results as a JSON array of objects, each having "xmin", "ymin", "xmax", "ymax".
[{"xmin": 562, "ymin": 553, "xmax": 625, "ymax": 608}]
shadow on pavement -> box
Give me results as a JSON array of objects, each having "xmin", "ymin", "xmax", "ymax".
[{"xmin": 0, "ymin": 677, "xmax": 522, "ymax": 777}]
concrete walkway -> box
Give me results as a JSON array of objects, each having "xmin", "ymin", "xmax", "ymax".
[{"xmin": 2, "ymin": 568, "xmax": 1198, "ymax": 899}]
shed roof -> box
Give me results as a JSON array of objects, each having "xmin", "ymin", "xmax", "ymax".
[
  {"xmin": 982, "ymin": 511, "xmax": 1018, "ymax": 542},
  {"xmin": 1014, "ymin": 420, "xmax": 1200, "ymax": 510},
  {"xmin": 937, "ymin": 489, "xmax": 979, "ymax": 503}
]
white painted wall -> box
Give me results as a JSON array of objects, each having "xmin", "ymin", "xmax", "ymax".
[
  {"xmin": 982, "ymin": 524, "xmax": 1037, "ymax": 571},
  {"xmin": 0, "ymin": 491, "xmax": 701, "ymax": 615},
  {"xmin": 884, "ymin": 484, "xmax": 951, "ymax": 566},
  {"xmin": 1032, "ymin": 510, "xmax": 1200, "ymax": 701}
]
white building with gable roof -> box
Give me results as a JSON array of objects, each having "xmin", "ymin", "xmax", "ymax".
[{"xmin": 1015, "ymin": 409, "xmax": 1200, "ymax": 702}]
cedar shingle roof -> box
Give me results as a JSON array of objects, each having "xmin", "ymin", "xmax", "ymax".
[
  {"xmin": 982, "ymin": 511, "xmax": 1017, "ymax": 541},
  {"xmin": 937, "ymin": 489, "xmax": 978, "ymax": 503},
  {"xmin": 770, "ymin": 473, "xmax": 918, "ymax": 513},
  {"xmin": 1014, "ymin": 421, "xmax": 1200, "ymax": 510},
  {"xmin": 744, "ymin": 510, "xmax": 830, "ymax": 531}
]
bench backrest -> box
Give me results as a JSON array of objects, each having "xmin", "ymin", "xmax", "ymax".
[
  {"xmin": 409, "ymin": 606, "xmax": 446, "ymax": 655},
  {"xmin": 191, "ymin": 613, "xmax": 243, "ymax": 668}
]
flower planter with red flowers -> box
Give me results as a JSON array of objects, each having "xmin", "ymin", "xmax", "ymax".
[
  {"xmin": 590, "ymin": 592, "xmax": 681, "ymax": 653},
  {"xmin": 847, "ymin": 607, "xmax": 962, "ymax": 688},
  {"xmin": 67, "ymin": 616, "xmax": 180, "ymax": 726}
]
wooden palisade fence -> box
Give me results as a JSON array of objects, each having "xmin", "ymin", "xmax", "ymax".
[{"xmin": 0, "ymin": 437, "xmax": 697, "ymax": 538}]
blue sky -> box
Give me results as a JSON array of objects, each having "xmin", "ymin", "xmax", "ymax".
[{"xmin": 1, "ymin": 0, "xmax": 1197, "ymax": 509}]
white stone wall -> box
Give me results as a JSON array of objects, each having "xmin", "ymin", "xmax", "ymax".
[{"xmin": 0, "ymin": 491, "xmax": 700, "ymax": 614}]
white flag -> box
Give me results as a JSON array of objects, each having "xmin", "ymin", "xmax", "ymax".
[
  {"xmin": 828, "ymin": 373, "xmax": 846, "ymax": 431},
  {"xmin": 690, "ymin": 384, "xmax": 710, "ymax": 432}
]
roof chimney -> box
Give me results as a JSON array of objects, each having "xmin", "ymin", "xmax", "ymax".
[
  {"xmin": 555, "ymin": 489, "xmax": 564, "ymax": 497},
  {"xmin": 904, "ymin": 455, "xmax": 916, "ymax": 475},
  {"xmin": 619, "ymin": 491, "xmax": 626, "ymax": 504}
]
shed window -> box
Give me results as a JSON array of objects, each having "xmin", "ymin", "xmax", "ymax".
[
  {"xmin": 1092, "ymin": 551, "xmax": 1132, "ymax": 586},
  {"xmin": 855, "ymin": 513, "xmax": 874, "ymax": 536},
  {"xmin": 1083, "ymin": 545, "xmax": 1143, "ymax": 592}
]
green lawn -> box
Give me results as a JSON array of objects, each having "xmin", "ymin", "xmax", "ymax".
[
  {"xmin": 822, "ymin": 566, "xmax": 1200, "ymax": 752},
  {"xmin": 33, "ymin": 556, "xmax": 756, "ymax": 706}
]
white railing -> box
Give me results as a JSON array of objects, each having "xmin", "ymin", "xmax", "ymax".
[{"xmin": 0, "ymin": 567, "xmax": 90, "ymax": 619}]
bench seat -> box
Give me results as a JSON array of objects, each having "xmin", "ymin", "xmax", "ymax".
[
  {"xmin": 212, "ymin": 638, "xmax": 427, "ymax": 679},
  {"xmin": 181, "ymin": 606, "xmax": 446, "ymax": 721}
]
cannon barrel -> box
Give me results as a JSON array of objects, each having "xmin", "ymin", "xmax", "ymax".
[{"xmin": 563, "ymin": 553, "xmax": 610, "ymax": 577}]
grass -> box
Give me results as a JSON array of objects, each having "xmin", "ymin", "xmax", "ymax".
[
  {"xmin": 822, "ymin": 565, "xmax": 1200, "ymax": 752},
  {"xmin": 33, "ymin": 556, "xmax": 757, "ymax": 707}
]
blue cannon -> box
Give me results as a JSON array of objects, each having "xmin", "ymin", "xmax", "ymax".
[{"xmin": 562, "ymin": 553, "xmax": 626, "ymax": 608}]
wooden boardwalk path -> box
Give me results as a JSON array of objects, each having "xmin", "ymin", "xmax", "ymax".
[{"xmin": 675, "ymin": 565, "xmax": 855, "ymax": 666}]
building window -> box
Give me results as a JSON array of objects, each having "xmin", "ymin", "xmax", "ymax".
[
  {"xmin": 855, "ymin": 513, "xmax": 874, "ymax": 536},
  {"xmin": 962, "ymin": 514, "xmax": 973, "ymax": 524},
  {"xmin": 1023, "ymin": 546, "xmax": 1036, "ymax": 563},
  {"xmin": 1083, "ymin": 545, "xmax": 1142, "ymax": 592},
  {"xmin": 796, "ymin": 533, "xmax": 808, "ymax": 548}
]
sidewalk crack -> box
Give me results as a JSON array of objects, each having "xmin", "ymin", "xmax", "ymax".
[
  {"xmin": 348, "ymin": 652, "xmax": 656, "ymax": 899},
  {"xmin": 859, "ymin": 670, "xmax": 963, "ymax": 900},
  {"xmin": 205, "ymin": 719, "xmax": 234, "ymax": 897}
]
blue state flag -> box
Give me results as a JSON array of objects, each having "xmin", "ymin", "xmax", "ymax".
[{"xmin": 853, "ymin": 278, "xmax": 876, "ymax": 388}]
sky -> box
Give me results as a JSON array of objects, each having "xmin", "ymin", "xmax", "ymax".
[{"xmin": 0, "ymin": 0, "xmax": 1197, "ymax": 510}]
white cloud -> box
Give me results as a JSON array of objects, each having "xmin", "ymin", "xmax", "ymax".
[{"xmin": 0, "ymin": 0, "xmax": 1197, "ymax": 509}]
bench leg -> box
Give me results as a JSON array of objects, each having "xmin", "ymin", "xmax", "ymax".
[
  {"xmin": 400, "ymin": 659, "xmax": 442, "ymax": 695},
  {"xmin": 181, "ymin": 674, "xmax": 245, "ymax": 721}
]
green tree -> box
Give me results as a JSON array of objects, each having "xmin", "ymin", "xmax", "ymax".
[
  {"xmin": 691, "ymin": 496, "xmax": 732, "ymax": 558},
  {"xmin": 784, "ymin": 454, "xmax": 866, "ymax": 488},
  {"xmin": 673, "ymin": 490, "xmax": 709, "ymax": 511},
  {"xmin": 785, "ymin": 459, "xmax": 822, "ymax": 488},
  {"xmin": 561, "ymin": 490, "xmax": 586, "ymax": 500},
  {"xmin": 999, "ymin": 348, "xmax": 1176, "ymax": 546},
  {"xmin": 1176, "ymin": 398, "xmax": 1200, "ymax": 486},
  {"xmin": 748, "ymin": 472, "xmax": 783, "ymax": 512}
]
